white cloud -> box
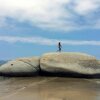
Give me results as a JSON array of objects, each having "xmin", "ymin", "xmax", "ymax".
[
  {"xmin": 0, "ymin": 0, "xmax": 99, "ymax": 31},
  {"xmin": 73, "ymin": 0, "xmax": 99, "ymax": 15},
  {"xmin": 0, "ymin": 36, "xmax": 100, "ymax": 46}
]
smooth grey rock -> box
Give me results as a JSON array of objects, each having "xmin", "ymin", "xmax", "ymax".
[
  {"xmin": 0, "ymin": 57, "xmax": 40, "ymax": 76},
  {"xmin": 40, "ymin": 52, "xmax": 100, "ymax": 75}
]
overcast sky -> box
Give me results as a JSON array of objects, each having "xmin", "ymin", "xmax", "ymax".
[{"xmin": 0, "ymin": 0, "xmax": 100, "ymax": 60}]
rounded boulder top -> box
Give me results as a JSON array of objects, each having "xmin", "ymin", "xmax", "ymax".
[
  {"xmin": 40, "ymin": 52, "xmax": 100, "ymax": 75},
  {"xmin": 41, "ymin": 52, "xmax": 96, "ymax": 62},
  {"xmin": 0, "ymin": 57, "xmax": 40, "ymax": 76}
]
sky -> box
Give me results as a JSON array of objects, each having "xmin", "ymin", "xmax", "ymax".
[{"xmin": 0, "ymin": 0, "xmax": 100, "ymax": 60}]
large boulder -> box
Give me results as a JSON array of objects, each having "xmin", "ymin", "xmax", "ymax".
[
  {"xmin": 40, "ymin": 52, "xmax": 100, "ymax": 77},
  {"xmin": 0, "ymin": 57, "xmax": 40, "ymax": 76}
]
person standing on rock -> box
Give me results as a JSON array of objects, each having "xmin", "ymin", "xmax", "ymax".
[{"xmin": 58, "ymin": 42, "xmax": 62, "ymax": 52}]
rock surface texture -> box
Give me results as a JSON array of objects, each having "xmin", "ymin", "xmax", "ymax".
[
  {"xmin": 0, "ymin": 57, "xmax": 40, "ymax": 76},
  {"xmin": 40, "ymin": 52, "xmax": 100, "ymax": 76},
  {"xmin": 0, "ymin": 52, "xmax": 100, "ymax": 77}
]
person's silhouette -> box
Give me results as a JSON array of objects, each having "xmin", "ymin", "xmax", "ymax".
[{"xmin": 58, "ymin": 42, "xmax": 62, "ymax": 52}]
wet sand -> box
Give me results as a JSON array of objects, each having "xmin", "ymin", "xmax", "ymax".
[{"xmin": 0, "ymin": 77, "xmax": 100, "ymax": 100}]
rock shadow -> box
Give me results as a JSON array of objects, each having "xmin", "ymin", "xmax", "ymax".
[{"xmin": 39, "ymin": 71, "xmax": 100, "ymax": 79}]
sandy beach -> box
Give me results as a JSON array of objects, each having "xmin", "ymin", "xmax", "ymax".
[{"xmin": 0, "ymin": 77, "xmax": 100, "ymax": 100}]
